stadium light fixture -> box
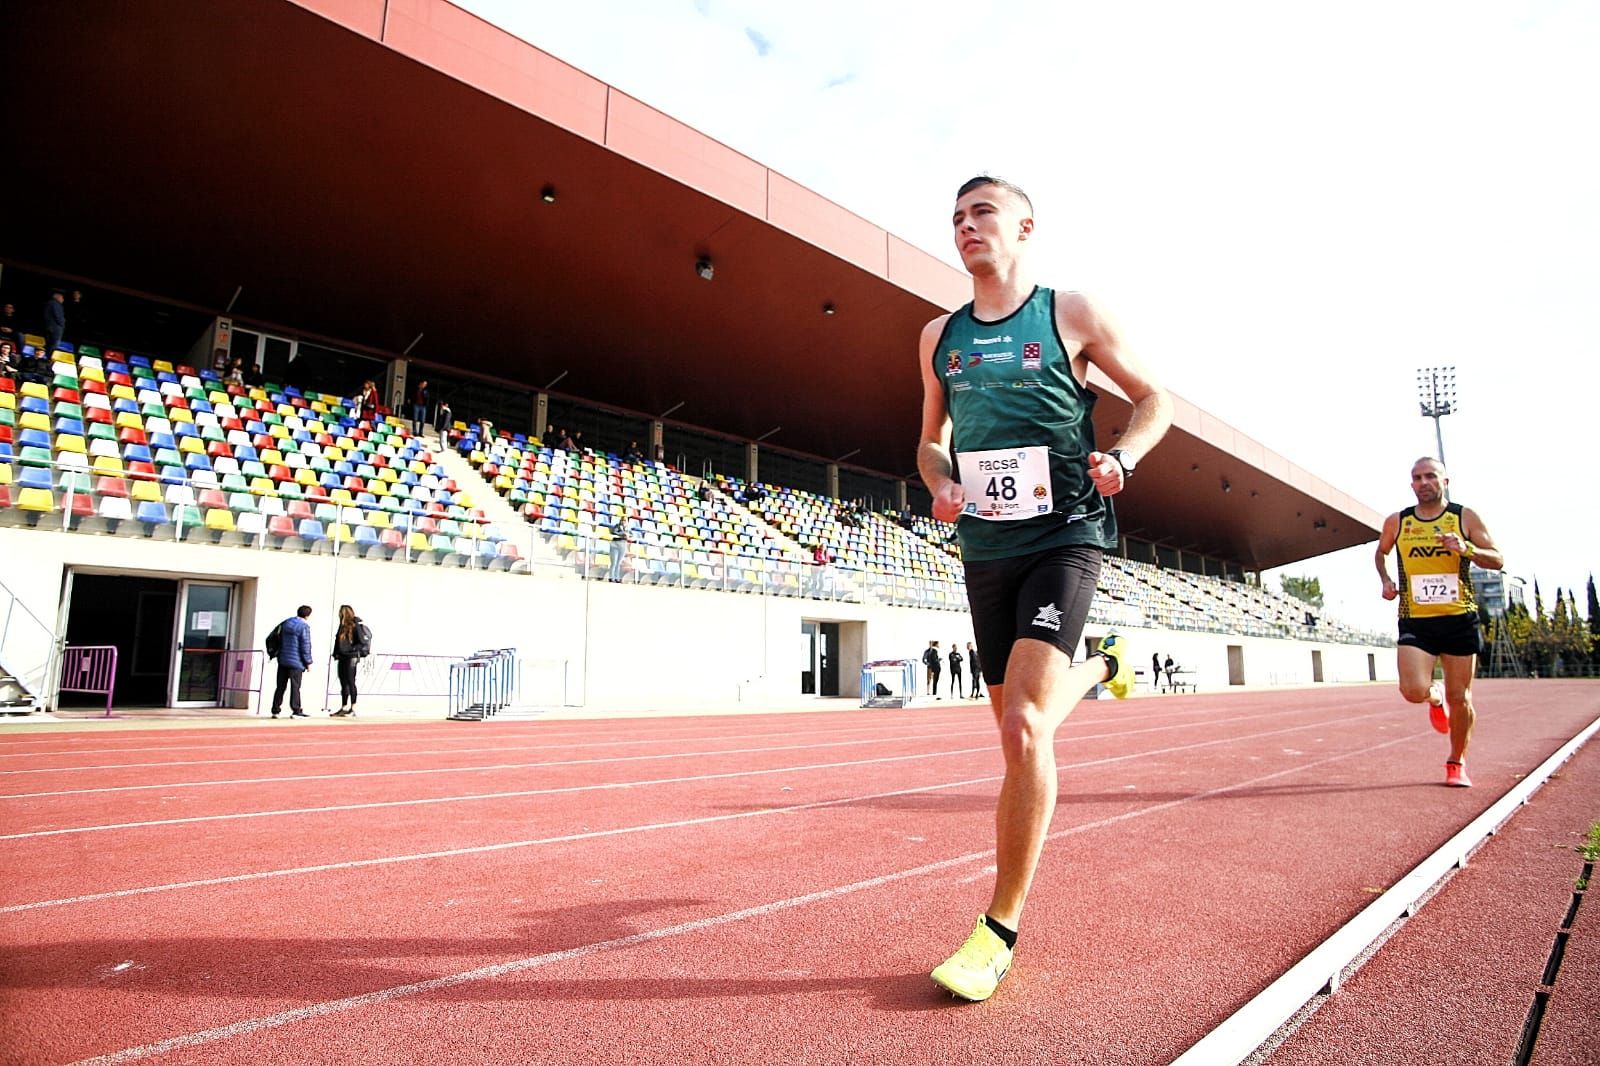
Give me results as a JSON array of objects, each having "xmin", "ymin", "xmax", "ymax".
[
  {"xmin": 695, "ymin": 258, "xmax": 715, "ymax": 281},
  {"xmin": 1416, "ymin": 365, "xmax": 1457, "ymax": 464},
  {"xmin": 822, "ymin": 303, "xmax": 836, "ymax": 316},
  {"xmin": 540, "ymin": 185, "xmax": 557, "ymax": 204}
]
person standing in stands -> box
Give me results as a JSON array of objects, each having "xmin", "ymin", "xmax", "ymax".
[
  {"xmin": 356, "ymin": 379, "xmax": 380, "ymax": 422},
  {"xmin": 42, "ymin": 290, "xmax": 66, "ymax": 355},
  {"xmin": 434, "ymin": 398, "xmax": 453, "ymax": 439},
  {"xmin": 0, "ymin": 303, "xmax": 20, "ymax": 350},
  {"xmin": 921, "ymin": 640, "xmax": 942, "ymax": 699},
  {"xmin": 968, "ymin": 641, "xmax": 983, "ymax": 699},
  {"xmin": 918, "ymin": 175, "xmax": 1171, "ymax": 1001},
  {"xmin": 270, "ymin": 605, "xmax": 314, "ymax": 719},
  {"xmin": 1374, "ymin": 456, "xmax": 1504, "ymax": 788},
  {"xmin": 607, "ymin": 510, "xmax": 636, "ymax": 582},
  {"xmin": 948, "ymin": 642, "xmax": 965, "ymax": 699},
  {"xmin": 330, "ymin": 604, "xmax": 371, "ymax": 717},
  {"xmin": 411, "ymin": 378, "xmax": 430, "ymax": 437}
]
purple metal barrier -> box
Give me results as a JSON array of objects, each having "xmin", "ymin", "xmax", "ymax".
[
  {"xmin": 220, "ymin": 649, "xmax": 267, "ymax": 714},
  {"xmin": 59, "ymin": 644, "xmax": 118, "ymax": 718}
]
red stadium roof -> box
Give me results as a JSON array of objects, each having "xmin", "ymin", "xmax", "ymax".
[{"xmin": 0, "ymin": 0, "xmax": 1380, "ymax": 570}]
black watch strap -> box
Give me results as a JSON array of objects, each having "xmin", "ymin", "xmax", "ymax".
[{"xmin": 1109, "ymin": 449, "xmax": 1134, "ymax": 477}]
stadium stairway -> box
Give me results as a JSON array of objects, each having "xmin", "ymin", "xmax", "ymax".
[
  {"xmin": 689, "ymin": 477, "xmax": 871, "ymax": 602},
  {"xmin": 430, "ymin": 440, "xmax": 564, "ymax": 572}
]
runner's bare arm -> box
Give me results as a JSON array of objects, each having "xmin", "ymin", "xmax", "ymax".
[
  {"xmin": 917, "ymin": 315, "xmax": 966, "ymax": 522},
  {"xmin": 1453, "ymin": 507, "xmax": 1504, "ymax": 571},
  {"xmin": 1056, "ymin": 292, "xmax": 1172, "ymax": 496},
  {"xmin": 1375, "ymin": 512, "xmax": 1401, "ymax": 599}
]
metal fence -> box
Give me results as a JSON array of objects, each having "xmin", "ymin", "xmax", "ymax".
[{"xmin": 57, "ymin": 644, "xmax": 118, "ymax": 717}]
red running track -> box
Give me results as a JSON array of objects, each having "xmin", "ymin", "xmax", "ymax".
[{"xmin": 0, "ymin": 680, "xmax": 1595, "ymax": 1065}]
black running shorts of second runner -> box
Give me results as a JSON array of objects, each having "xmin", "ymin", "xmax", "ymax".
[
  {"xmin": 1397, "ymin": 613, "xmax": 1482, "ymax": 658},
  {"xmin": 964, "ymin": 545, "xmax": 1103, "ymax": 687}
]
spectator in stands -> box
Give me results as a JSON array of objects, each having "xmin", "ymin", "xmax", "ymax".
[
  {"xmin": 809, "ymin": 542, "xmax": 833, "ymax": 596},
  {"xmin": 0, "ymin": 303, "xmax": 19, "ymax": 349},
  {"xmin": 70, "ymin": 290, "xmax": 91, "ymax": 344},
  {"xmin": 948, "ymin": 643, "xmax": 964, "ymax": 699},
  {"xmin": 0, "ymin": 341, "xmax": 17, "ymax": 379},
  {"xmin": 571, "ymin": 429, "xmax": 587, "ymax": 453},
  {"xmin": 625, "ymin": 440, "xmax": 645, "ymax": 463},
  {"xmin": 356, "ymin": 379, "xmax": 380, "ymax": 421},
  {"xmin": 411, "ymin": 379, "xmax": 430, "ymax": 436},
  {"xmin": 1163, "ymin": 655, "xmax": 1176, "ymax": 691},
  {"xmin": 607, "ymin": 510, "xmax": 636, "ymax": 582},
  {"xmin": 475, "ymin": 417, "xmax": 495, "ymax": 452},
  {"xmin": 558, "ymin": 427, "xmax": 577, "ymax": 451},
  {"xmin": 919, "ymin": 175, "xmax": 1172, "ymax": 1002},
  {"xmin": 967, "ymin": 642, "xmax": 983, "ymax": 698},
  {"xmin": 223, "ymin": 358, "xmax": 246, "ymax": 387},
  {"xmin": 922, "ymin": 640, "xmax": 942, "ymax": 699},
  {"xmin": 434, "ymin": 398, "xmax": 453, "ymax": 437},
  {"xmin": 269, "ymin": 605, "xmax": 314, "ymax": 719},
  {"xmin": 330, "ymin": 604, "xmax": 371, "ymax": 717},
  {"xmin": 43, "ymin": 290, "xmax": 66, "ymax": 355}
]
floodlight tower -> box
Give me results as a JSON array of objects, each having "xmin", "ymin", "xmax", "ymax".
[{"xmin": 1416, "ymin": 366, "xmax": 1456, "ymax": 465}]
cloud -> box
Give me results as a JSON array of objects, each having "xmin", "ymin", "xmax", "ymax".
[
  {"xmin": 744, "ymin": 27, "xmax": 772, "ymax": 56},
  {"xmin": 822, "ymin": 71, "xmax": 857, "ymax": 90}
]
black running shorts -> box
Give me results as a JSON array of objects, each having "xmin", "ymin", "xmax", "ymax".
[
  {"xmin": 963, "ymin": 544, "xmax": 1103, "ymax": 686},
  {"xmin": 1396, "ymin": 613, "xmax": 1482, "ymax": 658}
]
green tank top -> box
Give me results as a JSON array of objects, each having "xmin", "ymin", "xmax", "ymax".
[{"xmin": 935, "ymin": 286, "xmax": 1117, "ymax": 562}]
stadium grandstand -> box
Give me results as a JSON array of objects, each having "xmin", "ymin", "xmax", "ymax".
[{"xmin": 0, "ymin": 0, "xmax": 1392, "ymax": 716}]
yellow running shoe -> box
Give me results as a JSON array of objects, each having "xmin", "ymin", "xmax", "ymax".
[
  {"xmin": 931, "ymin": 917, "xmax": 1013, "ymax": 1001},
  {"xmin": 1099, "ymin": 632, "xmax": 1134, "ymax": 699}
]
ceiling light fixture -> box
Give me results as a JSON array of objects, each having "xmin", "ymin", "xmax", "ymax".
[
  {"xmin": 695, "ymin": 258, "xmax": 714, "ymax": 281},
  {"xmin": 540, "ymin": 185, "xmax": 557, "ymax": 204}
]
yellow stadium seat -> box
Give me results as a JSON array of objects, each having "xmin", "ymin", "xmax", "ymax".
[
  {"xmin": 19, "ymin": 412, "xmax": 50, "ymax": 432},
  {"xmin": 90, "ymin": 455, "xmax": 124, "ymax": 476},
  {"xmin": 204, "ymin": 508, "xmax": 235, "ymax": 532},
  {"xmin": 20, "ymin": 382, "xmax": 48, "ymax": 400},
  {"xmin": 17, "ymin": 488, "xmax": 55, "ymax": 512},
  {"xmin": 407, "ymin": 531, "xmax": 431, "ymax": 553}
]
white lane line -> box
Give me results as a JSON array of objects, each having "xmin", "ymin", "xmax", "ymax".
[
  {"xmin": 0, "ymin": 703, "xmax": 1319, "ymax": 800},
  {"xmin": 68, "ymin": 732, "xmax": 1419, "ymax": 1065},
  {"xmin": 1, "ymin": 706, "xmax": 1369, "ymax": 836},
  {"xmin": 0, "ymin": 721, "xmax": 980, "ymax": 776},
  {"xmin": 3, "ymin": 710, "xmax": 1400, "ymax": 901},
  {"xmin": 0, "ymin": 732, "xmax": 997, "ymax": 800},
  {"xmin": 0, "ymin": 699, "xmax": 1243, "ymax": 761}
]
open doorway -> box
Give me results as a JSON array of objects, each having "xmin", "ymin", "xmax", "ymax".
[{"xmin": 62, "ymin": 572, "xmax": 241, "ymax": 707}]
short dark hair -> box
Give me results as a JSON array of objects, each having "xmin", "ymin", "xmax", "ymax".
[
  {"xmin": 956, "ymin": 175, "xmax": 1033, "ymax": 215},
  {"xmin": 297, "ymin": 605, "xmax": 313, "ymax": 618}
]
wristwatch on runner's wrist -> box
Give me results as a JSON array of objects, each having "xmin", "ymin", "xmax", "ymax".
[{"xmin": 1108, "ymin": 449, "xmax": 1135, "ymax": 478}]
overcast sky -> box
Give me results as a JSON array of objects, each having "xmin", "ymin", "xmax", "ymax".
[{"xmin": 458, "ymin": 0, "xmax": 1597, "ymax": 632}]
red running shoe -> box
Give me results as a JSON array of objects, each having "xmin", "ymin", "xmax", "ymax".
[
  {"xmin": 1427, "ymin": 681, "xmax": 1449, "ymax": 734},
  {"xmin": 1444, "ymin": 761, "xmax": 1472, "ymax": 788}
]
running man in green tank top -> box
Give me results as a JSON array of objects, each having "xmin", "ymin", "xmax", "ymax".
[{"xmin": 920, "ymin": 176, "xmax": 1172, "ymax": 1001}]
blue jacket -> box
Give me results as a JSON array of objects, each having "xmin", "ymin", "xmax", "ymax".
[
  {"xmin": 280, "ymin": 616, "xmax": 314, "ymax": 670},
  {"xmin": 44, "ymin": 299, "xmax": 66, "ymax": 331}
]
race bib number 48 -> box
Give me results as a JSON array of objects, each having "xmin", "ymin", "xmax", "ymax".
[
  {"xmin": 1410, "ymin": 573, "xmax": 1460, "ymax": 605},
  {"xmin": 957, "ymin": 446, "xmax": 1052, "ymax": 521}
]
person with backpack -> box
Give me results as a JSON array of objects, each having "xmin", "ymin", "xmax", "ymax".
[
  {"xmin": 331, "ymin": 604, "xmax": 372, "ymax": 717},
  {"xmin": 921, "ymin": 641, "xmax": 942, "ymax": 700},
  {"xmin": 267, "ymin": 605, "xmax": 314, "ymax": 718}
]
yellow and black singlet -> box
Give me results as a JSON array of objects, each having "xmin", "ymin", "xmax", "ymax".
[{"xmin": 1395, "ymin": 503, "xmax": 1477, "ymax": 619}]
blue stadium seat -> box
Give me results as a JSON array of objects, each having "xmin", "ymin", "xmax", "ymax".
[
  {"xmin": 297, "ymin": 518, "xmax": 325, "ymax": 541},
  {"xmin": 135, "ymin": 501, "xmax": 169, "ymax": 527}
]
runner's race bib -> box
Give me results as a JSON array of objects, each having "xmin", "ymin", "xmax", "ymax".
[
  {"xmin": 958, "ymin": 446, "xmax": 1053, "ymax": 521},
  {"xmin": 1410, "ymin": 572, "xmax": 1460, "ymax": 605}
]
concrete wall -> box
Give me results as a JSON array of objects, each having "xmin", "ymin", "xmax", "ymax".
[{"xmin": 0, "ymin": 525, "xmax": 1394, "ymax": 713}]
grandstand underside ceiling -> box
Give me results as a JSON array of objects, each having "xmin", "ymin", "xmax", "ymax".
[{"xmin": 2, "ymin": 0, "xmax": 1381, "ymax": 570}]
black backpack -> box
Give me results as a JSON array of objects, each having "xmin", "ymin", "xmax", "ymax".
[
  {"xmin": 356, "ymin": 623, "xmax": 372, "ymax": 658},
  {"xmin": 265, "ymin": 621, "xmax": 285, "ymax": 660}
]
